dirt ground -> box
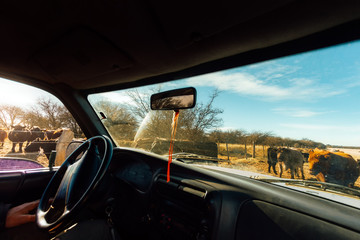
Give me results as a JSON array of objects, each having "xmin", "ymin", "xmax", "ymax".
[{"xmin": 218, "ymin": 156, "xmax": 315, "ymax": 180}]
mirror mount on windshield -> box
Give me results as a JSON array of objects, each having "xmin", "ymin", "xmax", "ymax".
[{"xmin": 150, "ymin": 87, "xmax": 196, "ymax": 110}]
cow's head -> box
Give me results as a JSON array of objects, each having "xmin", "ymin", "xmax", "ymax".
[
  {"xmin": 11, "ymin": 125, "xmax": 26, "ymax": 131},
  {"xmin": 52, "ymin": 129, "xmax": 63, "ymax": 139}
]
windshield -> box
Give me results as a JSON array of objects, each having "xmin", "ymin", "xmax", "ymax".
[{"xmin": 88, "ymin": 40, "xmax": 360, "ymax": 207}]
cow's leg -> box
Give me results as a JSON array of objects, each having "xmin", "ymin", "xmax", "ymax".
[
  {"xmin": 18, "ymin": 142, "xmax": 23, "ymax": 153},
  {"xmin": 300, "ymin": 166, "xmax": 305, "ymax": 180},
  {"xmin": 11, "ymin": 142, "xmax": 16, "ymax": 152},
  {"xmin": 290, "ymin": 169, "xmax": 295, "ymax": 179},
  {"xmin": 268, "ymin": 163, "xmax": 271, "ymax": 173},
  {"xmin": 295, "ymin": 168, "xmax": 299, "ymax": 178},
  {"xmin": 272, "ymin": 164, "xmax": 277, "ymax": 174},
  {"xmin": 279, "ymin": 163, "xmax": 283, "ymax": 178}
]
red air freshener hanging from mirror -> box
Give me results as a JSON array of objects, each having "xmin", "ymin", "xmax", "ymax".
[{"xmin": 167, "ymin": 110, "xmax": 180, "ymax": 182}]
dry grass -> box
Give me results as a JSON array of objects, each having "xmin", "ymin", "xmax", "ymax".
[{"xmin": 218, "ymin": 143, "xmax": 267, "ymax": 160}]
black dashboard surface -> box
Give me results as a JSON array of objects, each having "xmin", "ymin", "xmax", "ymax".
[{"xmin": 108, "ymin": 147, "xmax": 360, "ymax": 240}]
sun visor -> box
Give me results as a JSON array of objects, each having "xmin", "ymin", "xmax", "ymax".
[{"xmin": 33, "ymin": 28, "xmax": 134, "ymax": 83}]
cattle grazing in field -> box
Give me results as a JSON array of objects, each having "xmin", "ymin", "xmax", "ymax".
[
  {"xmin": 0, "ymin": 129, "xmax": 7, "ymax": 147},
  {"xmin": 308, "ymin": 149, "xmax": 359, "ymax": 187},
  {"xmin": 25, "ymin": 139, "xmax": 57, "ymax": 159},
  {"xmin": 277, "ymin": 148, "xmax": 305, "ymax": 179},
  {"xmin": 267, "ymin": 147, "xmax": 278, "ymax": 174},
  {"xmin": 8, "ymin": 125, "xmax": 31, "ymax": 152},
  {"xmin": 24, "ymin": 129, "xmax": 64, "ymax": 158},
  {"xmin": 8, "ymin": 125, "xmax": 47, "ymax": 152}
]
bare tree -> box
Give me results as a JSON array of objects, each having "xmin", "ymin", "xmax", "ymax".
[
  {"xmin": 127, "ymin": 88, "xmax": 223, "ymax": 141},
  {"xmin": 35, "ymin": 97, "xmax": 63, "ymax": 128},
  {"xmin": 93, "ymin": 100, "xmax": 138, "ymax": 140},
  {"xmin": 127, "ymin": 87, "xmax": 160, "ymax": 119},
  {"xmin": 209, "ymin": 129, "xmax": 247, "ymax": 144},
  {"xmin": 179, "ymin": 90, "xmax": 223, "ymax": 140},
  {"xmin": 58, "ymin": 108, "xmax": 83, "ymax": 137},
  {"xmin": 247, "ymin": 131, "xmax": 274, "ymax": 158},
  {"xmin": 0, "ymin": 105, "xmax": 25, "ymax": 128},
  {"xmin": 24, "ymin": 98, "xmax": 83, "ymax": 135}
]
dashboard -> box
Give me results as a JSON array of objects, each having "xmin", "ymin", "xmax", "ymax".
[{"xmin": 106, "ymin": 147, "xmax": 360, "ymax": 240}]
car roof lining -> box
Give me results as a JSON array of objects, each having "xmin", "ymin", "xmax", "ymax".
[
  {"xmin": 82, "ymin": 18, "xmax": 360, "ymax": 95},
  {"xmin": 0, "ymin": 1, "xmax": 360, "ymax": 92}
]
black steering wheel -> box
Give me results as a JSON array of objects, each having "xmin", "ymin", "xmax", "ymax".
[{"xmin": 36, "ymin": 135, "xmax": 113, "ymax": 234}]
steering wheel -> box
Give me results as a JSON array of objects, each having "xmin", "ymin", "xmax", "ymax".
[{"xmin": 36, "ymin": 135, "xmax": 113, "ymax": 234}]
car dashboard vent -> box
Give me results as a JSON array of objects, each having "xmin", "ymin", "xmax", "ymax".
[
  {"xmin": 150, "ymin": 174, "xmax": 213, "ymax": 239},
  {"xmin": 155, "ymin": 174, "xmax": 207, "ymax": 199}
]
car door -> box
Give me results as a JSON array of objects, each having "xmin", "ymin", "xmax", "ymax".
[{"xmin": 0, "ymin": 77, "xmax": 84, "ymax": 206}]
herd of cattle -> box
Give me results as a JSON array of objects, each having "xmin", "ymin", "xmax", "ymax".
[
  {"xmin": 267, "ymin": 147, "xmax": 360, "ymax": 187},
  {"xmin": 0, "ymin": 125, "xmax": 63, "ymax": 158}
]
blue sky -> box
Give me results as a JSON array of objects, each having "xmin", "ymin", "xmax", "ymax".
[{"xmin": 179, "ymin": 40, "xmax": 360, "ymax": 146}]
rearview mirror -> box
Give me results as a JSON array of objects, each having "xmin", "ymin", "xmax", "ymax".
[{"xmin": 151, "ymin": 87, "xmax": 196, "ymax": 110}]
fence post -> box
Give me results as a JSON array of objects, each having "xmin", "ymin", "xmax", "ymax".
[
  {"xmin": 263, "ymin": 145, "xmax": 265, "ymax": 157},
  {"xmin": 244, "ymin": 141, "xmax": 247, "ymax": 159},
  {"xmin": 252, "ymin": 141, "xmax": 255, "ymax": 158},
  {"xmin": 226, "ymin": 142, "xmax": 230, "ymax": 162},
  {"xmin": 55, "ymin": 129, "xmax": 74, "ymax": 166}
]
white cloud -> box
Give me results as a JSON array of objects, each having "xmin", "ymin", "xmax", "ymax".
[
  {"xmin": 272, "ymin": 108, "xmax": 333, "ymax": 118},
  {"xmin": 187, "ymin": 70, "xmax": 344, "ymax": 101},
  {"xmin": 248, "ymin": 60, "xmax": 302, "ymax": 82},
  {"xmin": 189, "ymin": 72, "xmax": 290, "ymax": 98}
]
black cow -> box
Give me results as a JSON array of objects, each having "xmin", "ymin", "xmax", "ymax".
[
  {"xmin": 277, "ymin": 148, "xmax": 305, "ymax": 179},
  {"xmin": 8, "ymin": 125, "xmax": 46, "ymax": 153},
  {"xmin": 25, "ymin": 139, "xmax": 57, "ymax": 159},
  {"xmin": 28, "ymin": 126, "xmax": 46, "ymax": 142},
  {"xmin": 267, "ymin": 147, "xmax": 278, "ymax": 174},
  {"xmin": 8, "ymin": 125, "xmax": 31, "ymax": 152}
]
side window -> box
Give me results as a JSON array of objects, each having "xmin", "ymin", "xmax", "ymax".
[{"xmin": 0, "ymin": 78, "xmax": 84, "ymax": 171}]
